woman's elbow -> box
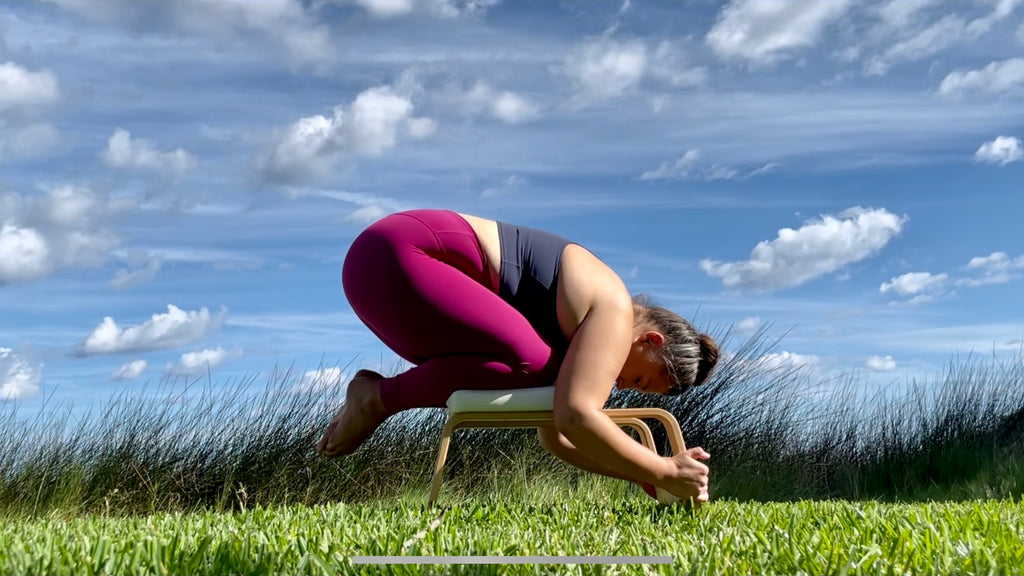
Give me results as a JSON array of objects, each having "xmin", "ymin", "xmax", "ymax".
[{"xmin": 553, "ymin": 405, "xmax": 593, "ymax": 439}]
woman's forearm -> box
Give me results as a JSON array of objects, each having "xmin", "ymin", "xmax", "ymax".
[
  {"xmin": 556, "ymin": 408, "xmax": 673, "ymax": 485},
  {"xmin": 538, "ymin": 427, "xmax": 633, "ymax": 481}
]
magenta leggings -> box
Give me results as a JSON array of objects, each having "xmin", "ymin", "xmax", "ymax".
[{"xmin": 342, "ymin": 210, "xmax": 562, "ymax": 414}]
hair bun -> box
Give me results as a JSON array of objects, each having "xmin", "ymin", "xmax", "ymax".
[{"xmin": 693, "ymin": 333, "xmax": 719, "ymax": 386}]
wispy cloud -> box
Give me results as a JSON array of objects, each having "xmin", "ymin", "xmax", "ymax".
[
  {"xmin": 50, "ymin": 0, "xmax": 334, "ymax": 68},
  {"xmin": 701, "ymin": 207, "xmax": 907, "ymax": 292},
  {"xmin": 706, "ymin": 0, "xmax": 853, "ymax": 65},
  {"xmin": 938, "ymin": 58, "xmax": 1024, "ymax": 97},
  {"xmin": 640, "ymin": 149, "xmax": 738, "ymax": 181}
]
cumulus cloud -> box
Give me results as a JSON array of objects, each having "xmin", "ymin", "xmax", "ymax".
[
  {"xmin": 865, "ymin": 355, "xmax": 897, "ymax": 372},
  {"xmin": 165, "ymin": 347, "xmax": 236, "ymax": 376},
  {"xmin": 455, "ymin": 82, "xmax": 540, "ymax": 124},
  {"xmin": 938, "ymin": 58, "xmax": 1024, "ymax": 97},
  {"xmin": 50, "ymin": 0, "xmax": 333, "ymax": 68},
  {"xmin": 880, "ymin": 271, "xmax": 949, "ymax": 296},
  {"xmin": 975, "ymin": 136, "xmax": 1023, "ymax": 165},
  {"xmin": 259, "ymin": 85, "xmax": 435, "ymax": 184},
  {"xmin": 640, "ymin": 149, "xmax": 738, "ymax": 181},
  {"xmin": 102, "ymin": 129, "xmax": 197, "ymax": 177},
  {"xmin": 706, "ymin": 0, "xmax": 853, "ymax": 65},
  {"xmin": 289, "ymin": 366, "xmax": 346, "ymax": 394},
  {"xmin": 961, "ymin": 251, "xmax": 1024, "ymax": 286},
  {"xmin": 0, "ymin": 347, "xmax": 41, "ymax": 401},
  {"xmin": 79, "ymin": 305, "xmax": 225, "ymax": 355},
  {"xmin": 111, "ymin": 359, "xmax": 147, "ymax": 380},
  {"xmin": 0, "ymin": 185, "xmax": 121, "ymax": 285},
  {"xmin": 701, "ymin": 207, "xmax": 907, "ymax": 292}
]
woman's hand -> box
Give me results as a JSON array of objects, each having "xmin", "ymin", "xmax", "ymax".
[{"xmin": 660, "ymin": 447, "xmax": 711, "ymax": 507}]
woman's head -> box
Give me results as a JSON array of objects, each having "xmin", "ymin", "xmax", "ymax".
[{"xmin": 631, "ymin": 295, "xmax": 719, "ymax": 395}]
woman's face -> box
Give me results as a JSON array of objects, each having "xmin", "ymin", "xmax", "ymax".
[{"xmin": 614, "ymin": 334, "xmax": 672, "ymax": 394}]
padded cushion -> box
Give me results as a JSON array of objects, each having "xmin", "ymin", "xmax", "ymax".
[{"xmin": 445, "ymin": 386, "xmax": 555, "ymax": 413}]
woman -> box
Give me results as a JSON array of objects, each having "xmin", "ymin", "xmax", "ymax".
[{"xmin": 317, "ymin": 209, "xmax": 718, "ymax": 504}]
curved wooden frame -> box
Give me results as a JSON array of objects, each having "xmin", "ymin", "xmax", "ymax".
[{"xmin": 427, "ymin": 407, "xmax": 686, "ymax": 507}]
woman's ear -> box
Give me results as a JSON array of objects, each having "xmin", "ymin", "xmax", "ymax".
[{"xmin": 643, "ymin": 331, "xmax": 665, "ymax": 347}]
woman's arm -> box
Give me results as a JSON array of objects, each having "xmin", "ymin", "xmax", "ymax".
[{"xmin": 552, "ymin": 246, "xmax": 709, "ymax": 502}]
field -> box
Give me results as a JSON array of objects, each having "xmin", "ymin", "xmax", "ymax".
[
  {"xmin": 2, "ymin": 490, "xmax": 1023, "ymax": 575},
  {"xmin": 1, "ymin": 329, "xmax": 1023, "ymax": 575}
]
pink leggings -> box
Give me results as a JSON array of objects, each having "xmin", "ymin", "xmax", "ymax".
[{"xmin": 342, "ymin": 210, "xmax": 562, "ymax": 414}]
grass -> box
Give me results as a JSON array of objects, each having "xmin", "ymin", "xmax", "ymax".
[
  {"xmin": 1, "ymin": 328, "xmax": 1022, "ymax": 517},
  {"xmin": 1, "ymin": 483, "xmax": 1022, "ymax": 575},
  {"xmin": 0, "ymin": 329, "xmax": 1023, "ymax": 574}
]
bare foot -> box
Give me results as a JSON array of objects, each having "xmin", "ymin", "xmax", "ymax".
[{"xmin": 317, "ymin": 369, "xmax": 388, "ymax": 458}]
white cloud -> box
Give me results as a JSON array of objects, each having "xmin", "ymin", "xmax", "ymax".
[
  {"xmin": 880, "ymin": 271, "xmax": 949, "ymax": 296},
  {"xmin": 975, "ymin": 136, "xmax": 1023, "ymax": 165},
  {"xmin": 735, "ymin": 316, "xmax": 761, "ymax": 334},
  {"xmin": 758, "ymin": 351, "xmax": 818, "ymax": 373},
  {"xmin": 0, "ymin": 185, "xmax": 120, "ymax": 285},
  {"xmin": 0, "ymin": 348, "xmax": 41, "ymax": 401},
  {"xmin": 356, "ymin": 0, "xmax": 414, "ymax": 18},
  {"xmin": 165, "ymin": 347, "xmax": 235, "ymax": 376},
  {"xmin": 865, "ymin": 355, "xmax": 897, "ymax": 372},
  {"xmin": 961, "ymin": 251, "xmax": 1024, "ymax": 286},
  {"xmin": 701, "ymin": 207, "xmax": 907, "ymax": 292},
  {"xmin": 640, "ymin": 149, "xmax": 738, "ymax": 181},
  {"xmin": 938, "ymin": 58, "xmax": 1024, "ymax": 97},
  {"xmin": 111, "ymin": 360, "xmax": 147, "ymax": 380},
  {"xmin": 355, "ymin": 0, "xmax": 497, "ymax": 18},
  {"xmin": 706, "ymin": 0, "xmax": 853, "ymax": 65},
  {"xmin": 79, "ymin": 305, "xmax": 225, "ymax": 355},
  {"xmin": 0, "ymin": 62, "xmax": 59, "ymax": 110},
  {"xmin": 481, "ymin": 174, "xmax": 527, "ymax": 198},
  {"xmin": 109, "ymin": 257, "xmax": 164, "ymax": 289},
  {"xmin": 451, "ymin": 81, "xmax": 540, "ymax": 124},
  {"xmin": 864, "ymin": 14, "xmax": 967, "ymax": 76},
  {"xmin": 289, "ymin": 366, "xmax": 346, "ymax": 394},
  {"xmin": 563, "ymin": 37, "xmax": 647, "ymax": 105},
  {"xmin": 1, "ymin": 122, "xmax": 60, "ymax": 159},
  {"xmin": 855, "ymin": 1, "xmax": 1022, "ymax": 76},
  {"xmin": 0, "ymin": 223, "xmax": 51, "ymax": 283},
  {"xmin": 102, "ymin": 129, "xmax": 197, "ymax": 177},
  {"xmin": 51, "ymin": 0, "xmax": 333, "ymax": 68},
  {"xmin": 260, "ymin": 85, "xmax": 435, "ymax": 184}
]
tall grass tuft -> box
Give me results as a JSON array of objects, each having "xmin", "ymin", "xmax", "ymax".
[{"xmin": 1, "ymin": 332, "xmax": 1023, "ymax": 517}]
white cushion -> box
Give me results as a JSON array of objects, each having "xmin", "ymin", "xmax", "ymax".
[{"xmin": 445, "ymin": 386, "xmax": 555, "ymax": 413}]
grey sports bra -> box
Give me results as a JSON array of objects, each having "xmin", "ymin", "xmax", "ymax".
[{"xmin": 496, "ymin": 221, "xmax": 572, "ymax": 355}]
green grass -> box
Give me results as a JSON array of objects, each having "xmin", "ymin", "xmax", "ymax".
[{"xmin": 2, "ymin": 481, "xmax": 1022, "ymax": 575}]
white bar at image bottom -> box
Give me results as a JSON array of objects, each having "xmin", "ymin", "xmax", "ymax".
[{"xmin": 351, "ymin": 555, "xmax": 673, "ymax": 565}]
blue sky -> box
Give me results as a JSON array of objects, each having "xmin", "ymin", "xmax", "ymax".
[{"xmin": 1, "ymin": 0, "xmax": 1023, "ymax": 413}]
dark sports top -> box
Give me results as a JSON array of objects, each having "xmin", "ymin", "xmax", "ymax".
[{"xmin": 496, "ymin": 220, "xmax": 573, "ymax": 356}]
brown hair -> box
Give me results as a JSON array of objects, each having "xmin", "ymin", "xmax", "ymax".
[{"xmin": 632, "ymin": 295, "xmax": 719, "ymax": 393}]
